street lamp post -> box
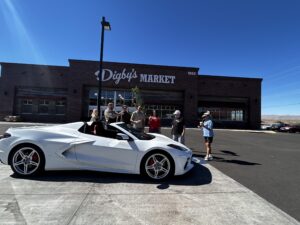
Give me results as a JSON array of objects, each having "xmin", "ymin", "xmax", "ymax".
[{"xmin": 97, "ymin": 16, "xmax": 111, "ymax": 120}]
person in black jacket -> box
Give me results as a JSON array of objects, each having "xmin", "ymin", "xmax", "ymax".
[
  {"xmin": 118, "ymin": 105, "xmax": 131, "ymax": 125},
  {"xmin": 171, "ymin": 110, "xmax": 185, "ymax": 144}
]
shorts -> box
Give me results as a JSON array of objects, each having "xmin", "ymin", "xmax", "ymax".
[{"xmin": 204, "ymin": 137, "xmax": 213, "ymax": 143}]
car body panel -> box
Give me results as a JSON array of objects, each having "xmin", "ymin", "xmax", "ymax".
[
  {"xmin": 75, "ymin": 132, "xmax": 139, "ymax": 173},
  {"xmin": 279, "ymin": 125, "xmax": 300, "ymax": 133},
  {"xmin": 270, "ymin": 123, "xmax": 288, "ymax": 131},
  {"xmin": 261, "ymin": 124, "xmax": 271, "ymax": 130}
]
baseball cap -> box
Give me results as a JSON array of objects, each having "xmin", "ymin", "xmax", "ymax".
[
  {"xmin": 173, "ymin": 110, "xmax": 181, "ymax": 115},
  {"xmin": 202, "ymin": 111, "xmax": 210, "ymax": 117}
]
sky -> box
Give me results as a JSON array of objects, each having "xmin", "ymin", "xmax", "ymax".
[{"xmin": 0, "ymin": 0, "xmax": 300, "ymax": 115}]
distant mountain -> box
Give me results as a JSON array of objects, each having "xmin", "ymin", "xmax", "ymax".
[
  {"xmin": 262, "ymin": 115, "xmax": 300, "ymax": 124},
  {"xmin": 262, "ymin": 115, "xmax": 300, "ymax": 120}
]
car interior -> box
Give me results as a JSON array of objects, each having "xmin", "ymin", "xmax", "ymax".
[{"xmin": 79, "ymin": 121, "xmax": 120, "ymax": 139}]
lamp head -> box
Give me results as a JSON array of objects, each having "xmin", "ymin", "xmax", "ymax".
[{"xmin": 102, "ymin": 17, "xmax": 111, "ymax": 31}]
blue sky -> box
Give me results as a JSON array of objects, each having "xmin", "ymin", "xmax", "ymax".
[{"xmin": 0, "ymin": 0, "xmax": 300, "ymax": 115}]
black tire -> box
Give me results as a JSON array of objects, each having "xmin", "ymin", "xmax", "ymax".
[
  {"xmin": 9, "ymin": 144, "xmax": 45, "ymax": 177},
  {"xmin": 141, "ymin": 151, "xmax": 175, "ymax": 180}
]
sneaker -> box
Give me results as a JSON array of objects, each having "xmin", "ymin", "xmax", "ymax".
[
  {"xmin": 208, "ymin": 154, "xmax": 213, "ymax": 160},
  {"xmin": 204, "ymin": 155, "xmax": 209, "ymax": 161}
]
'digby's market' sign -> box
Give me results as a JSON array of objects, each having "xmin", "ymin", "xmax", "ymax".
[{"xmin": 95, "ymin": 68, "xmax": 176, "ymax": 85}]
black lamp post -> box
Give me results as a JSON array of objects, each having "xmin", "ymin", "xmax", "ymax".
[{"xmin": 97, "ymin": 16, "xmax": 111, "ymax": 119}]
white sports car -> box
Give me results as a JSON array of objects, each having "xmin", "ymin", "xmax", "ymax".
[{"xmin": 0, "ymin": 122, "xmax": 194, "ymax": 180}]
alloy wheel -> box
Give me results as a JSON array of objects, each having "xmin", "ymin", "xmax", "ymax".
[
  {"xmin": 145, "ymin": 153, "xmax": 171, "ymax": 180},
  {"xmin": 12, "ymin": 147, "xmax": 41, "ymax": 175}
]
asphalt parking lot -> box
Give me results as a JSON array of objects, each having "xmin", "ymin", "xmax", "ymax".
[
  {"xmin": 162, "ymin": 128, "xmax": 300, "ymax": 222},
  {"xmin": 0, "ymin": 122, "xmax": 299, "ymax": 224}
]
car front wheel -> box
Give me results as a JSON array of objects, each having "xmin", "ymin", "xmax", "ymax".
[
  {"xmin": 10, "ymin": 145, "xmax": 45, "ymax": 177},
  {"xmin": 142, "ymin": 152, "xmax": 174, "ymax": 180}
]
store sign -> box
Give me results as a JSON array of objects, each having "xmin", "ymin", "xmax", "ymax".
[{"xmin": 95, "ymin": 68, "xmax": 176, "ymax": 85}]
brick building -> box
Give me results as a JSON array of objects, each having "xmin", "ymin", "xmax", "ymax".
[{"xmin": 0, "ymin": 59, "xmax": 262, "ymax": 128}]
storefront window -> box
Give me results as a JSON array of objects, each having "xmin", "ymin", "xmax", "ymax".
[
  {"xmin": 144, "ymin": 105, "xmax": 177, "ymax": 119},
  {"xmin": 234, "ymin": 110, "xmax": 244, "ymax": 121},
  {"xmin": 38, "ymin": 99, "xmax": 49, "ymax": 114},
  {"xmin": 56, "ymin": 100, "xmax": 66, "ymax": 115},
  {"xmin": 89, "ymin": 98, "xmax": 97, "ymax": 106},
  {"xmin": 116, "ymin": 91, "xmax": 134, "ymax": 106},
  {"xmin": 85, "ymin": 88, "xmax": 181, "ymax": 123},
  {"xmin": 106, "ymin": 90, "xmax": 114, "ymax": 104},
  {"xmin": 199, "ymin": 107, "xmax": 244, "ymax": 121},
  {"xmin": 15, "ymin": 87, "xmax": 67, "ymax": 120},
  {"xmin": 21, "ymin": 99, "xmax": 33, "ymax": 114},
  {"xmin": 88, "ymin": 89, "xmax": 135, "ymax": 108}
]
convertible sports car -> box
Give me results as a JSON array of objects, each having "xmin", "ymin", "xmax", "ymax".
[{"xmin": 0, "ymin": 122, "xmax": 194, "ymax": 180}]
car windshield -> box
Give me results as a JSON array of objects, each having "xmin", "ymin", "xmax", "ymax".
[{"xmin": 117, "ymin": 123, "xmax": 155, "ymax": 140}]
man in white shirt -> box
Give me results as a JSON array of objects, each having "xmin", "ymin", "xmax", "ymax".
[
  {"xmin": 104, "ymin": 102, "xmax": 118, "ymax": 124},
  {"xmin": 130, "ymin": 105, "xmax": 145, "ymax": 132}
]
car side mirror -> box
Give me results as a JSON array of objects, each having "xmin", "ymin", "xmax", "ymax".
[{"xmin": 116, "ymin": 133, "xmax": 129, "ymax": 140}]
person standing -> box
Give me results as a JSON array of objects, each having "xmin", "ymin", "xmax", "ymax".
[
  {"xmin": 171, "ymin": 110, "xmax": 185, "ymax": 144},
  {"xmin": 119, "ymin": 105, "xmax": 131, "ymax": 125},
  {"xmin": 148, "ymin": 110, "xmax": 161, "ymax": 133},
  {"xmin": 90, "ymin": 109, "xmax": 99, "ymax": 122},
  {"xmin": 130, "ymin": 105, "xmax": 145, "ymax": 132},
  {"xmin": 199, "ymin": 111, "xmax": 214, "ymax": 160},
  {"xmin": 104, "ymin": 102, "xmax": 118, "ymax": 124}
]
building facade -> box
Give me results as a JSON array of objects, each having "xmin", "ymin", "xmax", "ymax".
[{"xmin": 0, "ymin": 59, "xmax": 262, "ymax": 128}]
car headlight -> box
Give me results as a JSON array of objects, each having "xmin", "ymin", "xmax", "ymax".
[
  {"xmin": 168, "ymin": 144, "xmax": 189, "ymax": 152},
  {"xmin": 0, "ymin": 133, "xmax": 11, "ymax": 140}
]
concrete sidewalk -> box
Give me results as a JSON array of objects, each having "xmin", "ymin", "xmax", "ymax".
[{"xmin": 0, "ymin": 161, "xmax": 298, "ymax": 225}]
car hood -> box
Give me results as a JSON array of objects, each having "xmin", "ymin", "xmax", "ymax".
[{"xmin": 149, "ymin": 133, "xmax": 189, "ymax": 149}]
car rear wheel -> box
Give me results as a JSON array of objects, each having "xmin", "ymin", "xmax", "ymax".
[
  {"xmin": 10, "ymin": 145, "xmax": 44, "ymax": 177},
  {"xmin": 142, "ymin": 152, "xmax": 174, "ymax": 180}
]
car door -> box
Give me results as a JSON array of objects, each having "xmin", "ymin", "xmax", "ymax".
[{"xmin": 75, "ymin": 132, "xmax": 139, "ymax": 173}]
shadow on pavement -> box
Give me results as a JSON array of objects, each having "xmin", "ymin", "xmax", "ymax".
[
  {"xmin": 220, "ymin": 150, "xmax": 239, "ymax": 156},
  {"xmin": 10, "ymin": 164, "xmax": 212, "ymax": 189},
  {"xmin": 193, "ymin": 154, "xmax": 261, "ymax": 166},
  {"xmin": 192, "ymin": 149, "xmax": 239, "ymax": 157},
  {"xmin": 216, "ymin": 158, "xmax": 261, "ymax": 166}
]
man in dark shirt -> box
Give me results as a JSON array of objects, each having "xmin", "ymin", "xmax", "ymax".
[
  {"xmin": 119, "ymin": 105, "xmax": 131, "ymax": 125},
  {"xmin": 171, "ymin": 110, "xmax": 185, "ymax": 144}
]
